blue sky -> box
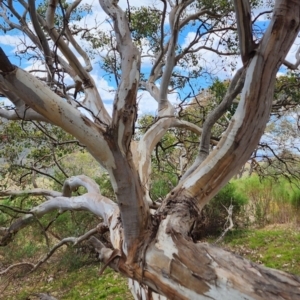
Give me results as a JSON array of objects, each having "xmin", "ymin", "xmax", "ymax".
[{"xmin": 0, "ymin": 0, "xmax": 299, "ymax": 116}]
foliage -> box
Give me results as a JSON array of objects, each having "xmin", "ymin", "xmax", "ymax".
[
  {"xmin": 36, "ymin": 0, "xmax": 92, "ymax": 30},
  {"xmin": 1, "ymin": 254, "xmax": 132, "ymax": 300},
  {"xmin": 128, "ymin": 7, "xmax": 161, "ymax": 45},
  {"xmin": 235, "ymin": 175, "xmax": 300, "ymax": 226},
  {"xmin": 95, "ymin": 174, "xmax": 116, "ymax": 201},
  {"xmin": 193, "ymin": 182, "xmax": 248, "ymax": 238},
  {"xmin": 0, "ymin": 120, "xmax": 84, "ymax": 190}
]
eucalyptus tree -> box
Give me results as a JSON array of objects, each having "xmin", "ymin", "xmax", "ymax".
[{"xmin": 1, "ymin": 0, "xmax": 300, "ymax": 299}]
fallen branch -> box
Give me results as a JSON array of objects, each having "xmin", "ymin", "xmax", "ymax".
[
  {"xmin": 215, "ymin": 203, "xmax": 234, "ymax": 244},
  {"xmin": 30, "ymin": 226, "xmax": 101, "ymax": 273},
  {"xmin": 0, "ymin": 262, "xmax": 34, "ymax": 276}
]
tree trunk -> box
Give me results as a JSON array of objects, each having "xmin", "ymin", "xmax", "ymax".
[{"xmin": 106, "ymin": 217, "xmax": 300, "ymax": 300}]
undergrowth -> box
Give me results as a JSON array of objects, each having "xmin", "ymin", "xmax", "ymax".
[
  {"xmin": 220, "ymin": 226, "xmax": 300, "ymax": 275},
  {"xmin": 0, "ymin": 253, "xmax": 132, "ymax": 300}
]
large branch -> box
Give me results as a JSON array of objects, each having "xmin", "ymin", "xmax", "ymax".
[
  {"xmin": 0, "ymin": 55, "xmax": 115, "ymax": 170},
  {"xmin": 168, "ymin": 0, "xmax": 300, "ymax": 214},
  {"xmin": 233, "ymin": 0, "xmax": 256, "ymax": 64},
  {"xmin": 99, "ymin": 0, "xmax": 140, "ymax": 152},
  {"xmin": 158, "ymin": 2, "xmax": 192, "ymax": 116},
  {"xmin": 283, "ymin": 47, "xmax": 300, "ymax": 70},
  {"xmin": 0, "ymin": 188, "xmax": 62, "ymax": 198},
  {"xmin": 142, "ymin": 229, "xmax": 300, "ymax": 299},
  {"xmin": 0, "ymin": 107, "xmax": 49, "ymax": 122},
  {"xmin": 0, "ymin": 175, "xmax": 102, "ymax": 199},
  {"xmin": 0, "ymin": 81, "xmax": 52, "ymax": 123},
  {"xmin": 135, "ymin": 118, "xmax": 176, "ymax": 204},
  {"xmin": 89, "ymin": 216, "xmax": 300, "ymax": 299},
  {"xmin": 98, "ymin": 0, "xmax": 150, "ymax": 254},
  {"xmin": 28, "ymin": 0, "xmax": 53, "ymax": 76},
  {"xmin": 65, "ymin": 27, "xmax": 92, "ymax": 73},
  {"xmin": 181, "ymin": 67, "xmax": 246, "ymax": 181},
  {"xmin": 0, "ymin": 176, "xmax": 121, "ymax": 248},
  {"xmin": 61, "ymin": 175, "xmax": 100, "ymax": 196},
  {"xmin": 0, "ymin": 48, "xmax": 14, "ymax": 73},
  {"xmin": 147, "ymin": 1, "xmax": 196, "ymax": 118},
  {"xmin": 134, "ymin": 117, "xmax": 203, "ymax": 203},
  {"xmin": 36, "ymin": 12, "xmax": 111, "ymax": 125}
]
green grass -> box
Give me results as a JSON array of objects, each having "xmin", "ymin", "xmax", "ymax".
[
  {"xmin": 2, "ymin": 227, "xmax": 300, "ymax": 299},
  {"xmin": 2, "ymin": 265, "xmax": 133, "ymax": 300},
  {"xmin": 221, "ymin": 227, "xmax": 300, "ymax": 275},
  {"xmin": 0, "ymin": 241, "xmax": 133, "ymax": 300},
  {"xmin": 54, "ymin": 267, "xmax": 131, "ymax": 300}
]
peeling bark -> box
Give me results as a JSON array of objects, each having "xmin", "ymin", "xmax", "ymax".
[{"xmin": 100, "ymin": 220, "xmax": 300, "ymax": 300}]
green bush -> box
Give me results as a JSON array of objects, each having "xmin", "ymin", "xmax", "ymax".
[
  {"xmin": 192, "ymin": 182, "xmax": 248, "ymax": 239},
  {"xmin": 236, "ymin": 175, "xmax": 300, "ymax": 226},
  {"xmin": 290, "ymin": 188, "xmax": 300, "ymax": 209},
  {"xmin": 150, "ymin": 172, "xmax": 178, "ymax": 200}
]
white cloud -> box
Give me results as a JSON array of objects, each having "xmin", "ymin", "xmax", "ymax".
[
  {"xmin": 137, "ymin": 91, "xmax": 158, "ymax": 115},
  {"xmin": 0, "ymin": 34, "xmax": 24, "ymax": 46},
  {"xmin": 285, "ymin": 35, "xmax": 300, "ymax": 65},
  {"xmin": 181, "ymin": 31, "xmax": 242, "ymax": 80},
  {"xmin": 137, "ymin": 88, "xmax": 178, "ymax": 116},
  {"xmin": 0, "ymin": 97, "xmax": 13, "ymax": 107},
  {"xmin": 92, "ymin": 74, "xmax": 115, "ymax": 101}
]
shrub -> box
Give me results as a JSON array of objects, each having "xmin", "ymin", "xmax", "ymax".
[
  {"xmin": 192, "ymin": 182, "xmax": 248, "ymax": 239},
  {"xmin": 237, "ymin": 175, "xmax": 300, "ymax": 226}
]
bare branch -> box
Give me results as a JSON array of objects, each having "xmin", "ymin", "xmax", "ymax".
[
  {"xmin": 89, "ymin": 236, "xmax": 121, "ymax": 273},
  {"xmin": 30, "ymin": 227, "xmax": 100, "ymax": 273},
  {"xmin": 98, "ymin": 0, "xmax": 150, "ymax": 251},
  {"xmin": 233, "ymin": 0, "xmax": 256, "ymax": 64},
  {"xmin": 0, "ymin": 48, "xmax": 15, "ymax": 72},
  {"xmin": 64, "ymin": 26, "xmax": 92, "ymax": 72},
  {"xmin": 28, "ymin": 0, "xmax": 54, "ymax": 76},
  {"xmin": 1, "ymin": 226, "xmax": 102, "ymax": 278},
  {"xmin": 283, "ymin": 47, "xmax": 300, "ymax": 70},
  {"xmin": 214, "ymin": 204, "xmax": 234, "ymax": 244},
  {"xmin": 181, "ymin": 67, "xmax": 246, "ymax": 181},
  {"xmin": 0, "ymin": 183, "xmax": 119, "ymax": 247},
  {"xmin": 0, "ymin": 262, "xmax": 34, "ymax": 276},
  {"xmin": 65, "ymin": 0, "xmax": 82, "ymax": 20},
  {"xmin": 36, "ymin": 11, "xmax": 92, "ymax": 86},
  {"xmin": 134, "ymin": 117, "xmax": 205, "ymax": 203},
  {"xmin": 149, "ymin": 0, "xmax": 167, "ymax": 79},
  {"xmin": 0, "ymin": 189, "xmax": 62, "ymax": 198},
  {"xmin": 0, "ymin": 107, "xmax": 50, "ymax": 123},
  {"xmin": 0, "ymin": 58, "xmax": 115, "ymax": 169},
  {"xmin": 180, "ymin": 10, "xmax": 222, "ymax": 29},
  {"xmin": 140, "ymin": 81, "xmax": 160, "ymax": 102},
  {"xmin": 168, "ymin": 0, "xmax": 300, "ymax": 213},
  {"xmin": 99, "ymin": 0, "xmax": 140, "ymax": 151},
  {"xmin": 62, "ymin": 175, "xmax": 100, "ymax": 196},
  {"xmin": 159, "ymin": 2, "xmax": 192, "ymax": 116}
]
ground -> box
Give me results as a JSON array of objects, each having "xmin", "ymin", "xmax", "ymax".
[{"xmin": 1, "ymin": 225, "xmax": 300, "ymax": 299}]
